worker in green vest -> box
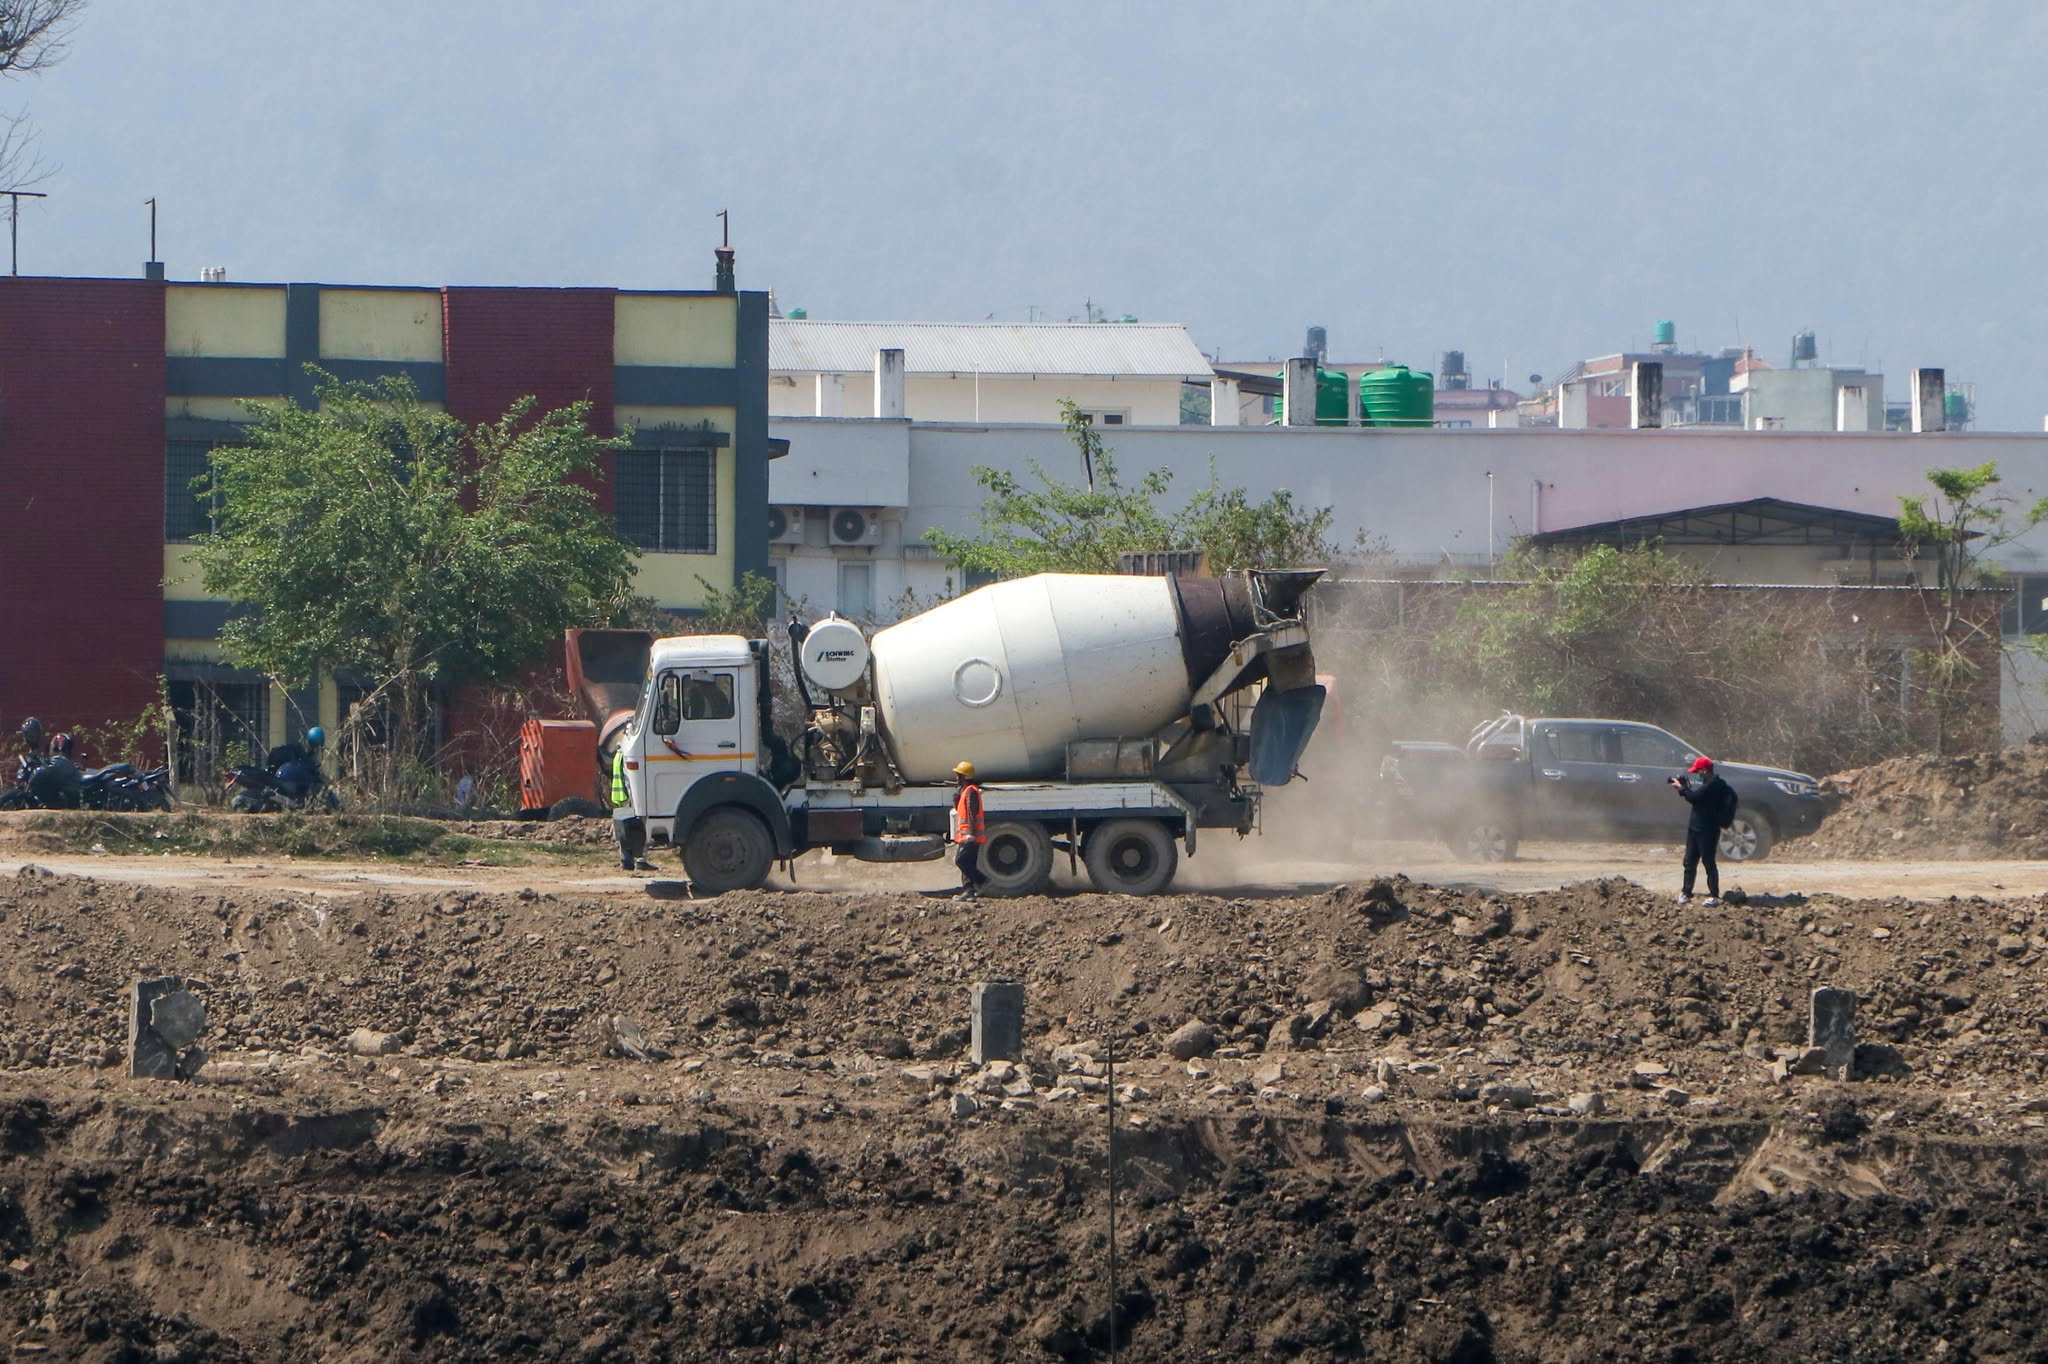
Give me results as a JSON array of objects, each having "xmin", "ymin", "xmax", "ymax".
[{"xmin": 611, "ymin": 742, "xmax": 653, "ymax": 871}]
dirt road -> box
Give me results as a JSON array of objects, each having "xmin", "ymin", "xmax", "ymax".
[{"xmin": 7, "ymin": 838, "xmax": 2048, "ymax": 903}]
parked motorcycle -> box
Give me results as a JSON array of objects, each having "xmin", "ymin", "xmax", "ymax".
[
  {"xmin": 0, "ymin": 754, "xmax": 174, "ymax": 811},
  {"xmin": 225, "ymin": 756, "xmax": 340, "ymax": 813}
]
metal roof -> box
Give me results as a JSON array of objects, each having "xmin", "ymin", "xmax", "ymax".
[
  {"xmin": 769, "ymin": 320, "xmax": 1214, "ymax": 380},
  {"xmin": 1524, "ymin": 497, "xmax": 1941, "ymax": 549}
]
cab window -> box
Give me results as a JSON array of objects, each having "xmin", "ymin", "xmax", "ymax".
[
  {"xmin": 1617, "ymin": 727, "xmax": 1692, "ymax": 769},
  {"xmin": 652, "ymin": 674, "xmax": 682, "ymax": 735},
  {"xmin": 1540, "ymin": 724, "xmax": 1610, "ymax": 763},
  {"xmin": 684, "ymin": 674, "xmax": 736, "ymax": 721}
]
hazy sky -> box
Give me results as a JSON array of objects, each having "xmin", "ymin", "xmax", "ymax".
[{"xmin": 13, "ymin": 1, "xmax": 2048, "ymax": 427}]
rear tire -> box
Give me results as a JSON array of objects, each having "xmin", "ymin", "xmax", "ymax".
[
  {"xmin": 1083, "ymin": 819, "xmax": 1178, "ymax": 896},
  {"xmin": 1447, "ymin": 817, "xmax": 1518, "ymax": 863},
  {"xmin": 548, "ymin": 795, "xmax": 605, "ymax": 821},
  {"xmin": 1719, "ymin": 812, "xmax": 1775, "ymax": 863},
  {"xmin": 683, "ymin": 807, "xmax": 774, "ymax": 894},
  {"xmin": 979, "ymin": 821, "xmax": 1055, "ymax": 897}
]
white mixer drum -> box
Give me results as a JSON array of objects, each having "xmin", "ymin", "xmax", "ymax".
[{"xmin": 871, "ymin": 574, "xmax": 1189, "ymax": 783}]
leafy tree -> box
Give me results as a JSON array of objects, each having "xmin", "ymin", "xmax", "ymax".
[
  {"xmin": 926, "ymin": 399, "xmax": 1336, "ymax": 577},
  {"xmin": 1896, "ymin": 462, "xmax": 2048, "ymax": 752},
  {"xmin": 191, "ymin": 371, "xmax": 637, "ymax": 767}
]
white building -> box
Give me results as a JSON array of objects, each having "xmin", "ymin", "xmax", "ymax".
[{"xmin": 768, "ymin": 319, "xmax": 1213, "ymax": 426}]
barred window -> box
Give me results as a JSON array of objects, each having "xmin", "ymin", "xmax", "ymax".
[
  {"xmin": 165, "ymin": 439, "xmax": 224, "ymax": 542},
  {"xmin": 616, "ymin": 448, "xmax": 716, "ymax": 554}
]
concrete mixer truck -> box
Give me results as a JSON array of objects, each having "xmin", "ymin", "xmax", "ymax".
[{"xmin": 566, "ymin": 569, "xmax": 1326, "ymax": 896}]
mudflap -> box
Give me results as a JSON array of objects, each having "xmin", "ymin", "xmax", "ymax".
[{"xmin": 1249, "ymin": 684, "xmax": 1327, "ymax": 787}]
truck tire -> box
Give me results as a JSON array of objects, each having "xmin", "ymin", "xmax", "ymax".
[
  {"xmin": 980, "ymin": 821, "xmax": 1055, "ymax": 897},
  {"xmin": 548, "ymin": 796, "xmax": 606, "ymax": 821},
  {"xmin": 1084, "ymin": 819, "xmax": 1178, "ymax": 896},
  {"xmin": 683, "ymin": 807, "xmax": 774, "ymax": 894},
  {"xmin": 1447, "ymin": 817, "xmax": 1518, "ymax": 863},
  {"xmin": 1719, "ymin": 811, "xmax": 1775, "ymax": 863}
]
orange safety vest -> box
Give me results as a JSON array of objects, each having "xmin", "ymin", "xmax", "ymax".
[{"xmin": 951, "ymin": 784, "xmax": 985, "ymax": 845}]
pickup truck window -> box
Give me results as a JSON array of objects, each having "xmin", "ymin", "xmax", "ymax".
[
  {"xmin": 1540, "ymin": 725, "xmax": 1611, "ymax": 763},
  {"xmin": 1617, "ymin": 727, "xmax": 1693, "ymax": 768}
]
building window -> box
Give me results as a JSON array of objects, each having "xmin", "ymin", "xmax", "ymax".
[
  {"xmin": 166, "ymin": 439, "xmax": 227, "ymax": 542},
  {"xmin": 2003, "ymin": 575, "xmax": 2048, "ymax": 637},
  {"xmin": 1080, "ymin": 409, "xmax": 1129, "ymax": 427},
  {"xmin": 167, "ymin": 678, "xmax": 269, "ymax": 785},
  {"xmin": 838, "ymin": 560, "xmax": 874, "ymax": 622},
  {"xmin": 616, "ymin": 448, "xmax": 716, "ymax": 553}
]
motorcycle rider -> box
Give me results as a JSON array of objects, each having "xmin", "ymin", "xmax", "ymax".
[
  {"xmin": 29, "ymin": 732, "xmax": 84, "ymax": 808},
  {"xmin": 276, "ymin": 726, "xmax": 325, "ymax": 801}
]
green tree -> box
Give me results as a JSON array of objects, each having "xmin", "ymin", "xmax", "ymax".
[
  {"xmin": 925, "ymin": 399, "xmax": 1336, "ymax": 577},
  {"xmin": 191, "ymin": 371, "xmax": 637, "ymax": 769},
  {"xmin": 1896, "ymin": 461, "xmax": 2048, "ymax": 752}
]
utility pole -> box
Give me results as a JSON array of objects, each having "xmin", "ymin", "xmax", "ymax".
[{"xmin": 2, "ymin": 190, "xmax": 48, "ymax": 276}]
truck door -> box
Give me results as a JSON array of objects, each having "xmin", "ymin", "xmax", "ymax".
[
  {"xmin": 1614, "ymin": 725, "xmax": 1699, "ymax": 835},
  {"xmin": 642, "ymin": 667, "xmax": 750, "ymax": 822},
  {"xmin": 1528, "ymin": 722, "xmax": 1625, "ymax": 837}
]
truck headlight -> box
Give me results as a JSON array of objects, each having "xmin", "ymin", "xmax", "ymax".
[{"xmin": 1768, "ymin": 777, "xmax": 1818, "ymax": 797}]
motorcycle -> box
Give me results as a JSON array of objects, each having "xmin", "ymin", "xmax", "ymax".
[
  {"xmin": 0, "ymin": 754, "xmax": 174, "ymax": 811},
  {"xmin": 225, "ymin": 758, "xmax": 340, "ymax": 813}
]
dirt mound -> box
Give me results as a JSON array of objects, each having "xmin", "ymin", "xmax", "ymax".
[
  {"xmin": 1802, "ymin": 746, "xmax": 2048, "ymax": 860},
  {"xmin": 0, "ymin": 809, "xmax": 610, "ymax": 862},
  {"xmin": 8, "ymin": 865, "xmax": 2048, "ymax": 1359}
]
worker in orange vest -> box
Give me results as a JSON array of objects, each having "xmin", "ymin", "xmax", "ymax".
[{"xmin": 950, "ymin": 760, "xmax": 987, "ymax": 900}]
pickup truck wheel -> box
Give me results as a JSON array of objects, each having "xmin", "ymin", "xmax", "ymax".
[
  {"xmin": 1448, "ymin": 818, "xmax": 1518, "ymax": 863},
  {"xmin": 683, "ymin": 807, "xmax": 774, "ymax": 893},
  {"xmin": 1719, "ymin": 812, "xmax": 1775, "ymax": 863},
  {"xmin": 980, "ymin": 821, "xmax": 1055, "ymax": 897},
  {"xmin": 1084, "ymin": 819, "xmax": 1178, "ymax": 896}
]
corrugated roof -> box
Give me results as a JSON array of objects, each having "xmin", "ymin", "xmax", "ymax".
[{"xmin": 770, "ymin": 320, "xmax": 1214, "ymax": 380}]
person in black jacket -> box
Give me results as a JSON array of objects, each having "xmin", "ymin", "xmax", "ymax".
[{"xmin": 1670, "ymin": 755, "xmax": 1737, "ymax": 905}]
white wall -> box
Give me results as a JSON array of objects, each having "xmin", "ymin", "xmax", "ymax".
[{"xmin": 770, "ymin": 371, "xmax": 1187, "ymax": 425}]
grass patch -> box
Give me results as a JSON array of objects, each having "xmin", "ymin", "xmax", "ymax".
[{"xmin": 12, "ymin": 811, "xmax": 609, "ymax": 866}]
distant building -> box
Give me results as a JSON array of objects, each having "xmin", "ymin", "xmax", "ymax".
[{"xmin": 768, "ymin": 319, "xmax": 1213, "ymax": 426}]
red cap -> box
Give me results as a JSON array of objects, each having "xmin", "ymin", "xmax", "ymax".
[{"xmin": 1688, "ymin": 756, "xmax": 1714, "ymax": 774}]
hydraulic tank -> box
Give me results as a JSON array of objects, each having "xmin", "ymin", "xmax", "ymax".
[{"xmin": 872, "ymin": 575, "xmax": 1192, "ymax": 783}]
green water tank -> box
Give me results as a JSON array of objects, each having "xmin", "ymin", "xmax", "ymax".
[
  {"xmin": 1945, "ymin": 391, "xmax": 1970, "ymax": 427},
  {"xmin": 1359, "ymin": 366, "xmax": 1435, "ymax": 428},
  {"xmin": 1272, "ymin": 366, "xmax": 1352, "ymax": 426},
  {"xmin": 1653, "ymin": 319, "xmax": 1676, "ymax": 348}
]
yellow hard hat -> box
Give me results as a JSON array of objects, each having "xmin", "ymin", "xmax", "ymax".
[{"xmin": 952, "ymin": 761, "xmax": 976, "ymax": 779}]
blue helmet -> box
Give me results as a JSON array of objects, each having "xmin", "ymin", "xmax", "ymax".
[{"xmin": 306, "ymin": 726, "xmax": 325, "ymax": 746}]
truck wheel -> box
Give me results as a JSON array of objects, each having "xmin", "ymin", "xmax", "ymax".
[
  {"xmin": 1719, "ymin": 812, "xmax": 1775, "ymax": 863},
  {"xmin": 1084, "ymin": 819, "xmax": 1178, "ymax": 896},
  {"xmin": 1448, "ymin": 818, "xmax": 1518, "ymax": 863},
  {"xmin": 683, "ymin": 807, "xmax": 774, "ymax": 893},
  {"xmin": 980, "ymin": 821, "xmax": 1055, "ymax": 897},
  {"xmin": 548, "ymin": 796, "xmax": 606, "ymax": 821}
]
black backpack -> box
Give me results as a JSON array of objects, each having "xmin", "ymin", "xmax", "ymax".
[{"xmin": 1719, "ymin": 783, "xmax": 1739, "ymax": 830}]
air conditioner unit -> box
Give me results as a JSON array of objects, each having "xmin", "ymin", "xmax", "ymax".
[
  {"xmin": 829, "ymin": 507, "xmax": 882, "ymax": 546},
  {"xmin": 767, "ymin": 505, "xmax": 806, "ymax": 544}
]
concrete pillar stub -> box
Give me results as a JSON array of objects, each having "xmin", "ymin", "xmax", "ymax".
[
  {"xmin": 1283, "ymin": 358, "xmax": 1317, "ymax": 427},
  {"xmin": 1809, "ymin": 987, "xmax": 1857, "ymax": 1080},
  {"xmin": 971, "ymin": 980, "xmax": 1025, "ymax": 1064}
]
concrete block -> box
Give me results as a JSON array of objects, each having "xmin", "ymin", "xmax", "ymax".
[
  {"xmin": 1810, "ymin": 987, "xmax": 1858, "ymax": 1080},
  {"xmin": 970, "ymin": 981, "xmax": 1024, "ymax": 1064},
  {"xmin": 128, "ymin": 975, "xmax": 184, "ymax": 1080},
  {"xmin": 149, "ymin": 991, "xmax": 207, "ymax": 1051}
]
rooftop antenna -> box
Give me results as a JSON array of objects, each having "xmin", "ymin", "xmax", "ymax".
[
  {"xmin": 2, "ymin": 189, "xmax": 47, "ymax": 276},
  {"xmin": 713, "ymin": 209, "xmax": 735, "ymax": 294}
]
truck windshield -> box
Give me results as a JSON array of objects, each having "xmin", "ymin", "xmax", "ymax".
[{"xmin": 653, "ymin": 671, "xmax": 736, "ymax": 734}]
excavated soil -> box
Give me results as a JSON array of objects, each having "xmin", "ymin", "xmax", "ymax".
[
  {"xmin": 1807, "ymin": 746, "xmax": 2048, "ymax": 861},
  {"xmin": 6, "ymin": 862, "xmax": 2048, "ymax": 1360}
]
